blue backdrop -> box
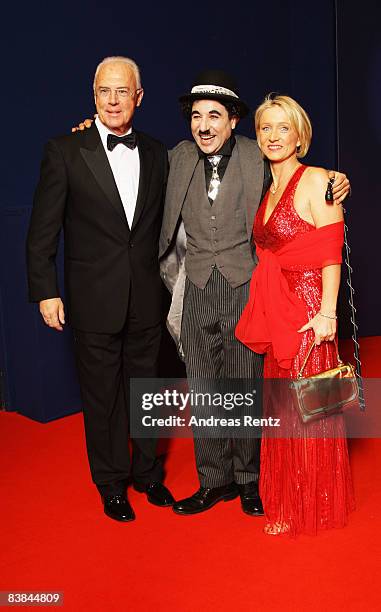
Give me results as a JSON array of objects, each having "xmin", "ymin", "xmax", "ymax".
[{"xmin": 1, "ymin": 0, "xmax": 375, "ymax": 421}]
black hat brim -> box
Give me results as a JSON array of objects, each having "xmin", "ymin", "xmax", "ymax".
[{"xmin": 179, "ymin": 93, "xmax": 250, "ymax": 119}]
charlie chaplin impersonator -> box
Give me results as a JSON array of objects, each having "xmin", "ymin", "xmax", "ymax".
[{"xmin": 160, "ymin": 70, "xmax": 267, "ymax": 516}]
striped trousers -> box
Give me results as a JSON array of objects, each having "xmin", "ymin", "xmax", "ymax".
[{"xmin": 181, "ymin": 268, "xmax": 263, "ymax": 488}]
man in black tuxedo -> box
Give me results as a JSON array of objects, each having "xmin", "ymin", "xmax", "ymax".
[{"xmin": 27, "ymin": 56, "xmax": 174, "ymax": 521}]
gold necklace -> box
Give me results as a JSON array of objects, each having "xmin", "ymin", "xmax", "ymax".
[{"xmin": 270, "ymin": 165, "xmax": 300, "ymax": 195}]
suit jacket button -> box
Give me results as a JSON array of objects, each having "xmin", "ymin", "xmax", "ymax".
[{"xmin": 129, "ymin": 242, "xmax": 134, "ymax": 248}]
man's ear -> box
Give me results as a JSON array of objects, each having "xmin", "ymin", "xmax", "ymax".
[
  {"xmin": 231, "ymin": 115, "xmax": 239, "ymax": 130},
  {"xmin": 136, "ymin": 89, "xmax": 144, "ymax": 107}
]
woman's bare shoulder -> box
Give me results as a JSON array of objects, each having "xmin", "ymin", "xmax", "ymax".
[{"xmin": 302, "ymin": 166, "xmax": 330, "ymax": 189}]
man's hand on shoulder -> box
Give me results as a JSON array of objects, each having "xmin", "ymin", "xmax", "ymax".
[
  {"xmin": 328, "ymin": 170, "xmax": 351, "ymax": 204},
  {"xmin": 306, "ymin": 167, "xmax": 344, "ymax": 227},
  {"xmin": 39, "ymin": 298, "xmax": 65, "ymax": 331},
  {"xmin": 71, "ymin": 115, "xmax": 95, "ymax": 133}
]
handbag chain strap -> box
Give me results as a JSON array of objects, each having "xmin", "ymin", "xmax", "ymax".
[{"xmin": 343, "ymin": 207, "xmax": 366, "ymax": 410}]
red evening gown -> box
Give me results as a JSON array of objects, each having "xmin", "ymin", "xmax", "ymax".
[{"xmin": 251, "ymin": 166, "xmax": 355, "ymax": 536}]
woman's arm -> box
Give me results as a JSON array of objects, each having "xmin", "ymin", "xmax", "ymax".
[{"xmin": 298, "ymin": 168, "xmax": 344, "ymax": 345}]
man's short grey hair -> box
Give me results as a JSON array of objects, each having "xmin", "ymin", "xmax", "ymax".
[{"xmin": 93, "ymin": 56, "xmax": 142, "ymax": 92}]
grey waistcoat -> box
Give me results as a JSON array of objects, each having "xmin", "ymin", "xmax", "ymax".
[{"xmin": 181, "ymin": 145, "xmax": 255, "ymax": 289}]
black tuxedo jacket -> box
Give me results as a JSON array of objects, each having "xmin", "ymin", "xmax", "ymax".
[{"xmin": 27, "ymin": 124, "xmax": 168, "ymax": 333}]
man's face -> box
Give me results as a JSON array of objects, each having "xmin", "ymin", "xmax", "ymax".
[
  {"xmin": 191, "ymin": 99, "xmax": 238, "ymax": 154},
  {"xmin": 94, "ymin": 61, "xmax": 144, "ymax": 135}
]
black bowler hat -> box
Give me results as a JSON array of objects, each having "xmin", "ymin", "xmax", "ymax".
[{"xmin": 179, "ymin": 69, "xmax": 250, "ymax": 118}]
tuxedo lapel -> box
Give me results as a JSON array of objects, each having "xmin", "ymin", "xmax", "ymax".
[
  {"xmin": 131, "ymin": 132, "xmax": 153, "ymax": 230},
  {"xmin": 80, "ymin": 124, "xmax": 128, "ymax": 226}
]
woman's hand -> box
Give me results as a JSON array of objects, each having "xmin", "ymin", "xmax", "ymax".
[{"xmin": 298, "ymin": 312, "xmax": 336, "ymax": 345}]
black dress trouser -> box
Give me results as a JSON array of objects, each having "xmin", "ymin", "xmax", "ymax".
[
  {"xmin": 73, "ymin": 292, "xmax": 163, "ymax": 497},
  {"xmin": 181, "ymin": 268, "xmax": 263, "ymax": 488}
]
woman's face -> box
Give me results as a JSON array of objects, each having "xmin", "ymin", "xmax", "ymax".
[{"xmin": 257, "ymin": 105, "xmax": 300, "ymax": 162}]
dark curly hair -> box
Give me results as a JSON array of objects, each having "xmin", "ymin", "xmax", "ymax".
[{"xmin": 180, "ymin": 99, "xmax": 241, "ymax": 121}]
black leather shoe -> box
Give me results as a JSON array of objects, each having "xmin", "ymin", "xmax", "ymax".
[
  {"xmin": 103, "ymin": 495, "xmax": 135, "ymax": 522},
  {"xmin": 237, "ymin": 482, "xmax": 264, "ymax": 516},
  {"xmin": 134, "ymin": 482, "xmax": 175, "ymax": 507},
  {"xmin": 173, "ymin": 482, "xmax": 238, "ymax": 515}
]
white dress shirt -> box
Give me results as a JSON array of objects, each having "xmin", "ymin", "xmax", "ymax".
[{"xmin": 95, "ymin": 116, "xmax": 140, "ymax": 228}]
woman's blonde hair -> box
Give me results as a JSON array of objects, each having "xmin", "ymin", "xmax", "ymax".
[{"xmin": 254, "ymin": 94, "xmax": 312, "ymax": 158}]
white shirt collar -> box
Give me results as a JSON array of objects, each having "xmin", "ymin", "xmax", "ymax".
[{"xmin": 95, "ymin": 116, "xmax": 133, "ymax": 150}]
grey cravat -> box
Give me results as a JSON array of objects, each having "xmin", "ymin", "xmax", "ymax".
[{"xmin": 207, "ymin": 155, "xmax": 223, "ymax": 201}]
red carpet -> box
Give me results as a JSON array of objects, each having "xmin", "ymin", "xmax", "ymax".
[{"xmin": 1, "ymin": 337, "xmax": 381, "ymax": 611}]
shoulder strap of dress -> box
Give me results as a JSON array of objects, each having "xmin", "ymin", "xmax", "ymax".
[
  {"xmin": 291, "ymin": 164, "xmax": 307, "ymax": 188},
  {"xmin": 282, "ymin": 164, "xmax": 307, "ymax": 202}
]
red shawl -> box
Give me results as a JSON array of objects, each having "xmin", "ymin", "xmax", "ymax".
[{"xmin": 235, "ymin": 221, "xmax": 344, "ymax": 369}]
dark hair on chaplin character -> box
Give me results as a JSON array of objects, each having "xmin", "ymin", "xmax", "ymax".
[{"xmin": 180, "ymin": 99, "xmax": 242, "ymax": 122}]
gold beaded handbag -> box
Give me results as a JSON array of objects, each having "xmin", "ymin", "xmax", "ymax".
[{"xmin": 290, "ymin": 340, "xmax": 359, "ymax": 423}]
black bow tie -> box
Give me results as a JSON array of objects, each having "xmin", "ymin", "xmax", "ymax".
[{"xmin": 107, "ymin": 132, "xmax": 137, "ymax": 151}]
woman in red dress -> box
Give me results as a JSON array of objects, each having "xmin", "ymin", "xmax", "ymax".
[{"xmin": 236, "ymin": 95, "xmax": 355, "ymax": 536}]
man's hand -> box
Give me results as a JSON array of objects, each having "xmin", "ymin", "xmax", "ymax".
[
  {"xmin": 71, "ymin": 115, "xmax": 95, "ymax": 133},
  {"xmin": 328, "ymin": 170, "xmax": 351, "ymax": 204},
  {"xmin": 39, "ymin": 298, "xmax": 65, "ymax": 331}
]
